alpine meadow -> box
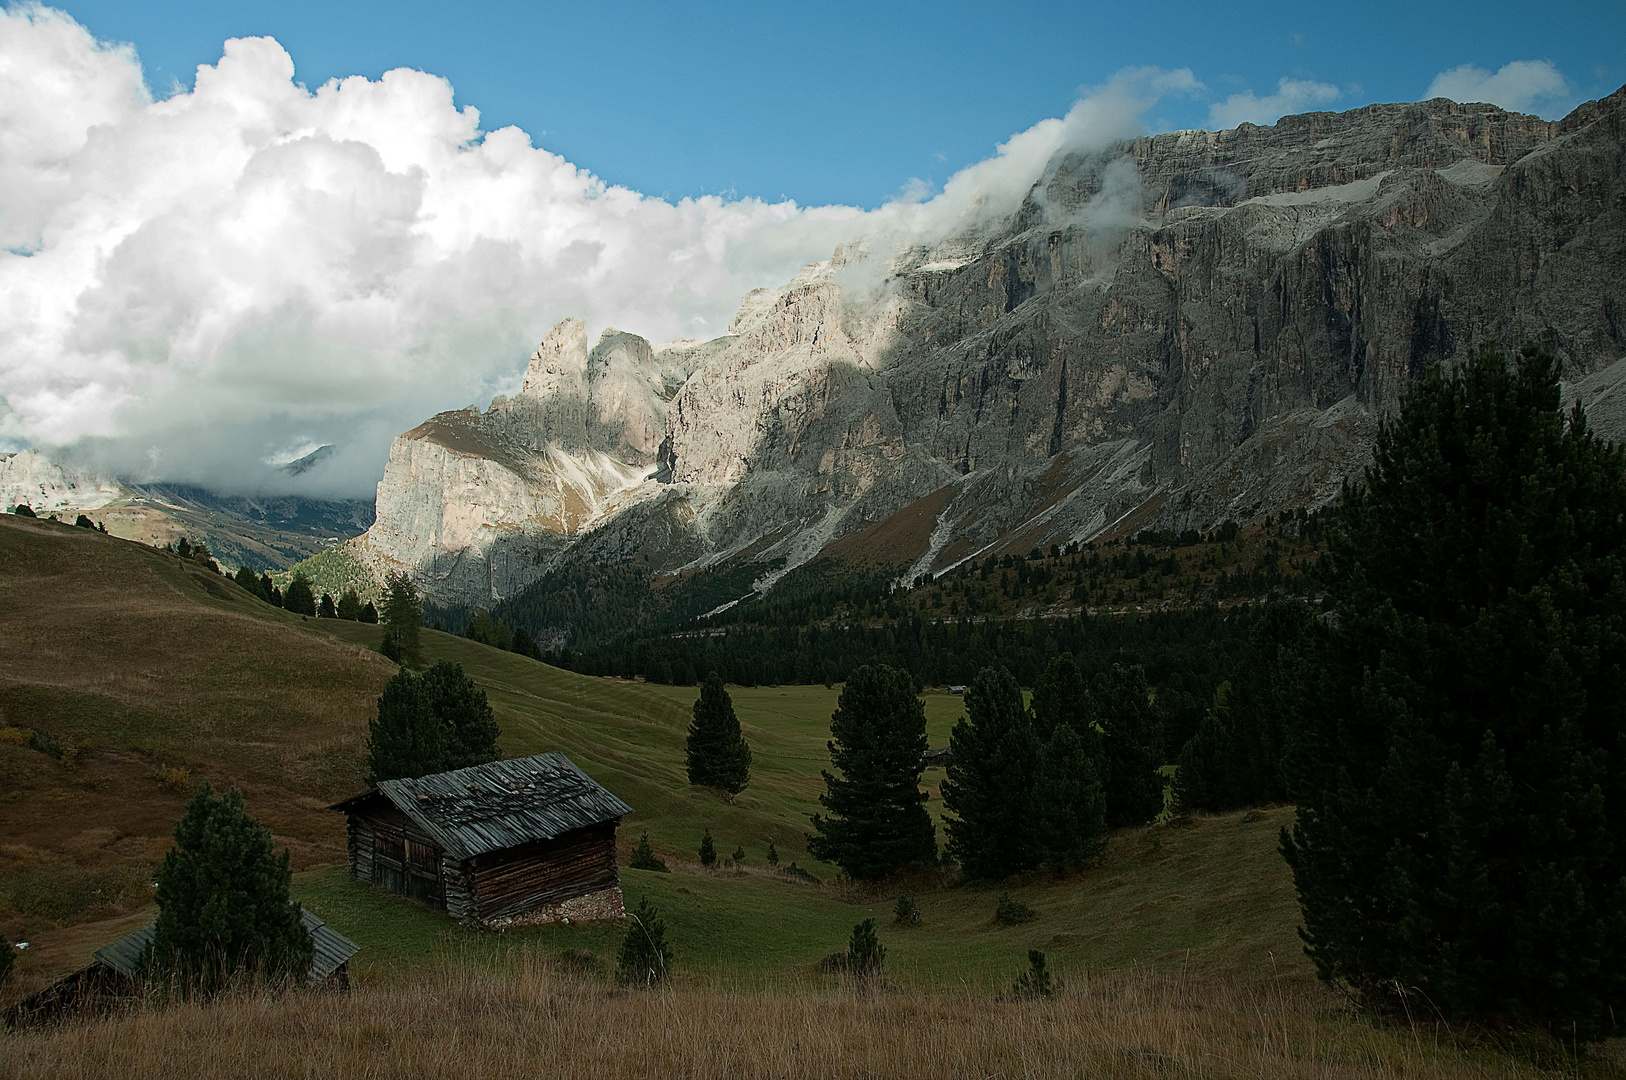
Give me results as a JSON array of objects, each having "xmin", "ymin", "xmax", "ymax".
[{"xmin": 3, "ymin": 4, "xmax": 1626, "ymax": 1076}]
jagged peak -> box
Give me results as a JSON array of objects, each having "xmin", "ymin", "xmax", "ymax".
[{"xmin": 522, "ymin": 317, "xmax": 590, "ymax": 397}]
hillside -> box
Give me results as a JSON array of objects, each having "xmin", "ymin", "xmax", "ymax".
[{"xmin": 0, "ymin": 513, "xmax": 1321, "ymax": 1010}]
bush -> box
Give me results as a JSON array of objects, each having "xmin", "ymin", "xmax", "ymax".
[
  {"xmin": 150, "ymin": 763, "xmax": 192, "ymax": 794},
  {"xmin": 994, "ymin": 891, "xmax": 1035, "ymax": 925},
  {"xmin": 845, "ymin": 918, "xmax": 886, "ymax": 978},
  {"xmin": 0, "ymin": 726, "xmax": 30, "ymax": 747},
  {"xmin": 893, "ymin": 893, "xmax": 921, "ymax": 926},
  {"xmin": 779, "ymin": 862, "xmax": 820, "ymax": 884},
  {"xmin": 628, "ymin": 831, "xmax": 668, "ymax": 872},
  {"xmin": 765, "ymin": 841, "xmax": 779, "ymax": 867},
  {"xmin": 617, "ymin": 896, "xmax": 671, "ymax": 986}
]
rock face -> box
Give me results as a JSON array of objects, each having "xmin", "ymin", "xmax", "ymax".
[
  {"xmin": 357, "ymin": 89, "xmax": 1626, "ymax": 607},
  {"xmin": 0, "ymin": 450, "xmax": 124, "ymax": 517}
]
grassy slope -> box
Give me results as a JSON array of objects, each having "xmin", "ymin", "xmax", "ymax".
[{"xmin": 0, "ymin": 513, "xmax": 1309, "ymax": 1006}]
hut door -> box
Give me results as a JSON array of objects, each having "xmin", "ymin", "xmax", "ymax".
[
  {"xmin": 373, "ymin": 829, "xmax": 405, "ymax": 895},
  {"xmin": 403, "ymin": 838, "xmax": 444, "ymax": 909}
]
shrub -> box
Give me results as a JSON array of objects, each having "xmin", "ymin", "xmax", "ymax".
[
  {"xmin": 731, "ymin": 845, "xmax": 745, "ymax": 864},
  {"xmin": 765, "ymin": 841, "xmax": 779, "ymax": 867},
  {"xmin": 628, "ymin": 831, "xmax": 669, "ymax": 872},
  {"xmin": 779, "ymin": 862, "xmax": 820, "ymax": 884},
  {"xmin": 617, "ymin": 896, "xmax": 671, "ymax": 986},
  {"xmin": 893, "ymin": 893, "xmax": 921, "ymax": 926},
  {"xmin": 994, "ymin": 891, "xmax": 1035, "ymax": 925},
  {"xmin": 0, "ymin": 726, "xmax": 31, "ymax": 747},
  {"xmin": 150, "ymin": 763, "xmax": 193, "ymax": 794}
]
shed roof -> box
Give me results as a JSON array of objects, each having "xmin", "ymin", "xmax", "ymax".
[
  {"xmin": 330, "ymin": 752, "xmax": 631, "ymax": 861},
  {"xmin": 93, "ymin": 908, "xmax": 359, "ymax": 986}
]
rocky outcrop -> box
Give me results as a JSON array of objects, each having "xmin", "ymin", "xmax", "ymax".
[
  {"xmin": 0, "ymin": 450, "xmax": 123, "ymax": 516},
  {"xmin": 361, "ymin": 88, "xmax": 1626, "ymax": 609}
]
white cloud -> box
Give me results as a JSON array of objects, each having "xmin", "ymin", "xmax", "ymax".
[
  {"xmin": 0, "ymin": 6, "xmax": 1193, "ymax": 496},
  {"xmin": 1426, "ymin": 60, "xmax": 1571, "ymax": 117},
  {"xmin": 1208, "ymin": 77, "xmax": 1342, "ymax": 129}
]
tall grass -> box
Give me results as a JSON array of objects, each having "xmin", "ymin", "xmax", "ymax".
[{"xmin": 3, "ymin": 950, "xmax": 1607, "ymax": 1079}]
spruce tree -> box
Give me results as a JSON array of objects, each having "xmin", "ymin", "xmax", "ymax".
[
  {"xmin": 510, "ymin": 626, "xmax": 542, "ymax": 660},
  {"xmin": 1174, "ymin": 602, "xmax": 1312, "ymax": 814},
  {"xmin": 283, "ymin": 575, "xmax": 317, "ymax": 617},
  {"xmin": 942, "ymin": 664, "xmax": 1042, "ymax": 878},
  {"xmin": 381, "ymin": 571, "xmax": 422, "ymax": 666},
  {"xmin": 1030, "ymin": 652, "xmax": 1095, "ymax": 748},
  {"xmin": 698, "ymin": 828, "xmax": 716, "ymax": 867},
  {"xmin": 233, "ymin": 565, "xmax": 261, "ymax": 598},
  {"xmin": 1282, "ymin": 342, "xmax": 1626, "ymax": 1039},
  {"xmin": 146, "ymin": 783, "xmax": 312, "ymax": 995},
  {"xmin": 806, "ymin": 663, "xmax": 936, "ymax": 879},
  {"xmin": 336, "ymin": 588, "xmax": 362, "ymax": 621},
  {"xmin": 617, "ymin": 896, "xmax": 672, "ymax": 986},
  {"xmin": 365, "ymin": 661, "xmax": 500, "ymax": 783},
  {"xmin": 1033, "ymin": 722, "xmax": 1107, "ymax": 873},
  {"xmin": 360, "ymin": 600, "xmax": 378, "ymax": 624},
  {"xmin": 1094, "ymin": 664, "xmax": 1164, "ymax": 828},
  {"xmin": 684, "ymin": 672, "xmax": 752, "ymax": 797},
  {"xmin": 318, "ymin": 592, "xmax": 337, "ymax": 618},
  {"xmin": 258, "ymin": 572, "xmax": 279, "ymax": 606}
]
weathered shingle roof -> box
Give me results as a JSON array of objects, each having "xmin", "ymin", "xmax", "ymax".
[
  {"xmin": 332, "ymin": 752, "xmax": 631, "ymax": 860},
  {"xmin": 93, "ymin": 908, "xmax": 359, "ymax": 986}
]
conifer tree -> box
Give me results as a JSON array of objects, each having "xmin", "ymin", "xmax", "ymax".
[
  {"xmin": 258, "ymin": 572, "xmax": 279, "ymax": 606},
  {"xmin": 942, "ymin": 664, "xmax": 1042, "ymax": 878},
  {"xmin": 318, "ymin": 592, "xmax": 337, "ymax": 618},
  {"xmin": 366, "ymin": 661, "xmax": 499, "ymax": 783},
  {"xmin": 684, "ymin": 672, "xmax": 751, "ymax": 797},
  {"xmin": 1174, "ymin": 602, "xmax": 1312, "ymax": 814},
  {"xmin": 628, "ymin": 830, "xmax": 668, "ymax": 872},
  {"xmin": 617, "ymin": 896, "xmax": 672, "ymax": 986},
  {"xmin": 360, "ymin": 600, "xmax": 378, "ymax": 624},
  {"xmin": 1283, "ymin": 342, "xmax": 1626, "ymax": 1039},
  {"xmin": 1094, "ymin": 663, "xmax": 1164, "ymax": 828},
  {"xmin": 12, "ymin": 503, "xmax": 35, "ymax": 517},
  {"xmin": 1029, "ymin": 652, "xmax": 1095, "ymax": 748},
  {"xmin": 283, "ymin": 575, "xmax": 317, "ymax": 617},
  {"xmin": 1033, "ymin": 722, "xmax": 1107, "ymax": 873},
  {"xmin": 233, "ymin": 564, "xmax": 261, "ymax": 598},
  {"xmin": 336, "ymin": 588, "xmax": 363, "ymax": 621},
  {"xmin": 510, "ymin": 626, "xmax": 542, "ymax": 660},
  {"xmin": 698, "ymin": 828, "xmax": 716, "ymax": 867},
  {"xmin": 381, "ymin": 571, "xmax": 422, "ymax": 666},
  {"xmin": 806, "ymin": 664, "xmax": 936, "ymax": 879},
  {"xmin": 146, "ymin": 783, "xmax": 312, "ymax": 995}
]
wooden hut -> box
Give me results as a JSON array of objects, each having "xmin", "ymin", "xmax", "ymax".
[
  {"xmin": 3, "ymin": 908, "xmax": 358, "ymax": 1029},
  {"xmin": 329, "ymin": 752, "xmax": 631, "ymax": 927}
]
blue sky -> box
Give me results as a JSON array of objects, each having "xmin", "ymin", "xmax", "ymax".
[{"xmin": 41, "ymin": 0, "xmax": 1626, "ymax": 209}]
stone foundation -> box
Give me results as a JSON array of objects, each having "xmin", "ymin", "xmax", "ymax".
[{"xmin": 488, "ymin": 886, "xmax": 626, "ymax": 930}]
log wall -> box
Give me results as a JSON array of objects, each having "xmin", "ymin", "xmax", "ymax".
[{"xmin": 460, "ymin": 822, "xmax": 620, "ymax": 923}]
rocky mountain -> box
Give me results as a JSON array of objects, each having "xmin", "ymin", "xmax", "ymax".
[
  {"xmin": 1, "ymin": 450, "xmax": 373, "ymax": 571},
  {"xmin": 339, "ymin": 88, "xmax": 1626, "ymax": 611}
]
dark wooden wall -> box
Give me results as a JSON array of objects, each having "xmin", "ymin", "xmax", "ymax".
[
  {"xmin": 462, "ymin": 821, "xmax": 620, "ymax": 923},
  {"xmin": 345, "ymin": 805, "xmax": 447, "ymax": 911}
]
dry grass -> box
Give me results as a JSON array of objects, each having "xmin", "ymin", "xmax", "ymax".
[{"xmin": 4, "ymin": 952, "xmax": 1615, "ymax": 1079}]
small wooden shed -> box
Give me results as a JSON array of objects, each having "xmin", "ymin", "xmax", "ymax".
[
  {"xmin": 3, "ymin": 908, "xmax": 358, "ymax": 1029},
  {"xmin": 330, "ymin": 752, "xmax": 631, "ymax": 927}
]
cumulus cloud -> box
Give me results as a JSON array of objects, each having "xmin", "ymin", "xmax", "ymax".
[
  {"xmin": 1426, "ymin": 60, "xmax": 1571, "ymax": 117},
  {"xmin": 1208, "ymin": 77, "xmax": 1342, "ymax": 129},
  {"xmin": 0, "ymin": 6, "xmax": 1191, "ymax": 497}
]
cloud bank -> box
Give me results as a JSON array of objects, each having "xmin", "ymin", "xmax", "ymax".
[
  {"xmin": 1208, "ymin": 77, "xmax": 1343, "ymax": 129},
  {"xmin": 0, "ymin": 5, "xmax": 1190, "ymax": 497},
  {"xmin": 1426, "ymin": 60, "xmax": 1572, "ymax": 117}
]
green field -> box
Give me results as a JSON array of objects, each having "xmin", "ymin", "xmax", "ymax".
[{"xmin": 1, "ymin": 514, "xmax": 1309, "ymax": 1004}]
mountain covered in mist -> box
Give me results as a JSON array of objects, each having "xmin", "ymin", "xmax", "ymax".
[{"xmin": 321, "ymin": 88, "xmax": 1625, "ymax": 611}]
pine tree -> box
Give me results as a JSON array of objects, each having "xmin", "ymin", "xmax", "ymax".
[
  {"xmin": 283, "ymin": 575, "xmax": 317, "ymax": 617},
  {"xmin": 1094, "ymin": 664, "xmax": 1164, "ymax": 828},
  {"xmin": 510, "ymin": 626, "xmax": 542, "ymax": 660},
  {"xmin": 942, "ymin": 664, "xmax": 1042, "ymax": 878},
  {"xmin": 845, "ymin": 918, "xmax": 886, "ymax": 978},
  {"xmin": 336, "ymin": 589, "xmax": 363, "ymax": 621},
  {"xmin": 318, "ymin": 592, "xmax": 337, "ymax": 618},
  {"xmin": 233, "ymin": 564, "xmax": 261, "ymax": 598},
  {"xmin": 628, "ymin": 830, "xmax": 669, "ymax": 872},
  {"xmin": 365, "ymin": 661, "xmax": 500, "ymax": 783},
  {"xmin": 1033, "ymin": 722, "xmax": 1107, "ymax": 873},
  {"xmin": 698, "ymin": 828, "xmax": 716, "ymax": 867},
  {"xmin": 617, "ymin": 896, "xmax": 672, "ymax": 986},
  {"xmin": 258, "ymin": 572, "xmax": 279, "ymax": 606},
  {"xmin": 1030, "ymin": 652, "xmax": 1095, "ymax": 748},
  {"xmin": 421, "ymin": 660, "xmax": 500, "ymax": 770},
  {"xmin": 360, "ymin": 600, "xmax": 378, "ymax": 624},
  {"xmin": 381, "ymin": 571, "xmax": 422, "ymax": 666},
  {"xmin": 684, "ymin": 672, "xmax": 752, "ymax": 797},
  {"xmin": 1282, "ymin": 342, "xmax": 1626, "ymax": 1039},
  {"xmin": 1174, "ymin": 602, "xmax": 1312, "ymax": 813},
  {"xmin": 765, "ymin": 841, "xmax": 779, "ymax": 867},
  {"xmin": 146, "ymin": 783, "xmax": 312, "ymax": 995},
  {"xmin": 806, "ymin": 663, "xmax": 936, "ymax": 879}
]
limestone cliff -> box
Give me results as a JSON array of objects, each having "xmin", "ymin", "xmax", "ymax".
[{"xmin": 359, "ymin": 88, "xmax": 1626, "ymax": 608}]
